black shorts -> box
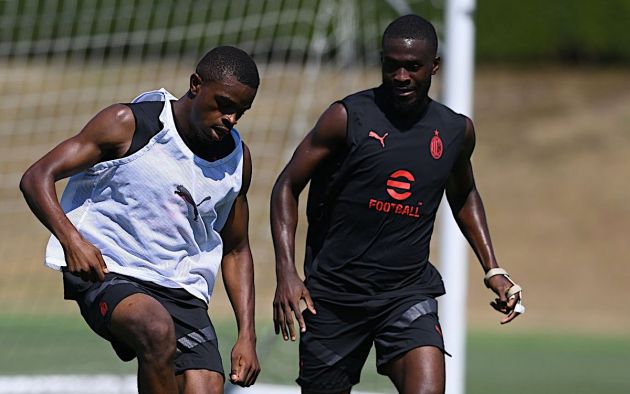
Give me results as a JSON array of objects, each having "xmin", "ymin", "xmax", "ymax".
[
  {"xmin": 297, "ymin": 295, "xmax": 448, "ymax": 393},
  {"xmin": 62, "ymin": 270, "xmax": 223, "ymax": 377}
]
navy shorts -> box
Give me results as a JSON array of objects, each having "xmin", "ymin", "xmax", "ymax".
[
  {"xmin": 62, "ymin": 270, "xmax": 224, "ymax": 376},
  {"xmin": 297, "ymin": 296, "xmax": 448, "ymax": 393}
]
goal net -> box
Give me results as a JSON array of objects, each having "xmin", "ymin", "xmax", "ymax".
[{"xmin": 0, "ymin": 0, "xmax": 443, "ymax": 387}]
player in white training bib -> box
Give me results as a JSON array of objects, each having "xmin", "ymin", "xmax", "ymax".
[{"xmin": 21, "ymin": 46, "xmax": 261, "ymax": 393}]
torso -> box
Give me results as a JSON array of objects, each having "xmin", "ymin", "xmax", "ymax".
[
  {"xmin": 45, "ymin": 89, "xmax": 244, "ymax": 304},
  {"xmin": 305, "ymin": 87, "xmax": 466, "ymax": 305}
]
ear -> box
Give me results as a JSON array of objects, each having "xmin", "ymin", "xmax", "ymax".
[
  {"xmin": 189, "ymin": 73, "xmax": 203, "ymax": 97},
  {"xmin": 432, "ymin": 56, "xmax": 441, "ymax": 75}
]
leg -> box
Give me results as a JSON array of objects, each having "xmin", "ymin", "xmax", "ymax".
[
  {"xmin": 168, "ymin": 299, "xmax": 226, "ymax": 393},
  {"xmin": 176, "ymin": 369, "xmax": 224, "ymax": 394},
  {"xmin": 109, "ymin": 293, "xmax": 178, "ymax": 394},
  {"xmin": 380, "ymin": 346, "xmax": 445, "ymax": 394},
  {"xmin": 374, "ymin": 298, "xmax": 447, "ymax": 394},
  {"xmin": 297, "ymin": 301, "xmax": 372, "ymax": 394}
]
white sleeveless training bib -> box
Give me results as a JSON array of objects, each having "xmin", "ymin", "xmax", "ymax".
[{"xmin": 45, "ymin": 89, "xmax": 244, "ymax": 303}]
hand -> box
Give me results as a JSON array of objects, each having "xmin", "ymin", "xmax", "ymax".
[
  {"xmin": 273, "ymin": 271, "xmax": 316, "ymax": 341},
  {"xmin": 487, "ymin": 274, "xmax": 523, "ymax": 325},
  {"xmin": 62, "ymin": 233, "xmax": 109, "ymax": 282},
  {"xmin": 229, "ymin": 336, "xmax": 260, "ymax": 387}
]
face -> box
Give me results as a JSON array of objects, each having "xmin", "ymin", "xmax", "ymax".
[
  {"xmin": 381, "ymin": 37, "xmax": 439, "ymax": 114},
  {"xmin": 189, "ymin": 74, "xmax": 257, "ymax": 144}
]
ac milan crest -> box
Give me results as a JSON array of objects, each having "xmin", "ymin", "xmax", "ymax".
[{"xmin": 430, "ymin": 130, "xmax": 443, "ymax": 159}]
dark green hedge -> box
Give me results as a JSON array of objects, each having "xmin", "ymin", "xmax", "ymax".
[
  {"xmin": 476, "ymin": 0, "xmax": 630, "ymax": 63},
  {"xmin": 2, "ymin": 0, "xmax": 628, "ymax": 64}
]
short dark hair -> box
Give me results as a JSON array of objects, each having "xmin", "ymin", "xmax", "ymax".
[
  {"xmin": 196, "ymin": 46, "xmax": 260, "ymax": 88},
  {"xmin": 382, "ymin": 15, "xmax": 438, "ymax": 56}
]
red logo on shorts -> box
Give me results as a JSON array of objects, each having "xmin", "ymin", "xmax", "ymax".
[
  {"xmin": 430, "ymin": 130, "xmax": 443, "ymax": 159},
  {"xmin": 386, "ymin": 170, "xmax": 415, "ymax": 201},
  {"xmin": 99, "ymin": 301, "xmax": 108, "ymax": 317},
  {"xmin": 435, "ymin": 324, "xmax": 442, "ymax": 336}
]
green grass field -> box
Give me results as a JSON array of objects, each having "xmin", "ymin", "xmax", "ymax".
[{"xmin": 1, "ymin": 314, "xmax": 628, "ymax": 393}]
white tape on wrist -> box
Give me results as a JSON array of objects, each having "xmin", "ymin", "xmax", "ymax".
[{"xmin": 484, "ymin": 268, "xmax": 526, "ymax": 315}]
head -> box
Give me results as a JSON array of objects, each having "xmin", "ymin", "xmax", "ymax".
[
  {"xmin": 381, "ymin": 15, "xmax": 440, "ymax": 114},
  {"xmin": 187, "ymin": 46, "xmax": 259, "ymax": 143}
]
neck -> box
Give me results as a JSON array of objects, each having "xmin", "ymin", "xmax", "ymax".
[{"xmin": 171, "ymin": 94, "xmax": 192, "ymax": 138}]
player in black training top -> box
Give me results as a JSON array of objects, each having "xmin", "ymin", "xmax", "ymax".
[{"xmin": 270, "ymin": 14, "xmax": 524, "ymax": 394}]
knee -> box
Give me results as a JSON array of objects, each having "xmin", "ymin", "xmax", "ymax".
[
  {"xmin": 393, "ymin": 379, "xmax": 443, "ymax": 394},
  {"xmin": 135, "ymin": 318, "xmax": 177, "ymax": 362},
  {"xmin": 402, "ymin": 373, "xmax": 443, "ymax": 394},
  {"xmin": 418, "ymin": 384, "xmax": 444, "ymax": 394},
  {"xmin": 180, "ymin": 370, "xmax": 224, "ymax": 393},
  {"xmin": 110, "ymin": 294, "xmax": 177, "ymax": 363}
]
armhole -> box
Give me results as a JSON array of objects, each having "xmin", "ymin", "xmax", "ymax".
[
  {"xmin": 239, "ymin": 141, "xmax": 250, "ymax": 196},
  {"xmin": 333, "ymin": 99, "xmax": 352, "ymax": 148},
  {"xmin": 123, "ymin": 101, "xmax": 164, "ymax": 157},
  {"xmin": 456, "ymin": 113, "xmax": 470, "ymax": 158}
]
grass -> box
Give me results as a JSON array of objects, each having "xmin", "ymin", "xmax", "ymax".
[
  {"xmin": 467, "ymin": 331, "xmax": 630, "ymax": 394},
  {"xmin": 0, "ymin": 314, "xmax": 135, "ymax": 375},
  {"xmin": 1, "ymin": 315, "xmax": 629, "ymax": 393}
]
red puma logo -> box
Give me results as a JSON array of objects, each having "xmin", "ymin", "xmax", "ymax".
[{"xmin": 368, "ymin": 130, "xmax": 389, "ymax": 147}]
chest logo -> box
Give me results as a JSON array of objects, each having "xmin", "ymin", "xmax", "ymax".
[
  {"xmin": 174, "ymin": 185, "xmax": 212, "ymax": 221},
  {"xmin": 386, "ymin": 170, "xmax": 414, "ymax": 201},
  {"xmin": 368, "ymin": 130, "xmax": 389, "ymax": 148},
  {"xmin": 430, "ymin": 130, "xmax": 443, "ymax": 159},
  {"xmin": 367, "ymin": 169, "xmax": 422, "ymax": 218}
]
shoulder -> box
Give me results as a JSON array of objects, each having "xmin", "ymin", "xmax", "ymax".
[
  {"xmin": 103, "ymin": 103, "xmax": 135, "ymax": 125},
  {"xmin": 428, "ymin": 100, "xmax": 475, "ymax": 156},
  {"xmin": 316, "ymin": 88, "xmax": 380, "ymax": 148},
  {"xmin": 100, "ymin": 103, "xmax": 135, "ymax": 127},
  {"xmin": 429, "ymin": 100, "xmax": 467, "ymax": 123},
  {"xmin": 239, "ymin": 142, "xmax": 252, "ymax": 195},
  {"xmin": 462, "ymin": 116, "xmax": 475, "ymax": 151},
  {"xmin": 312, "ymin": 102, "xmax": 348, "ymax": 147},
  {"xmin": 124, "ymin": 101, "xmax": 163, "ymax": 123},
  {"xmin": 241, "ymin": 141, "xmax": 252, "ymax": 167},
  {"xmin": 79, "ymin": 104, "xmax": 135, "ymax": 147},
  {"xmin": 339, "ymin": 88, "xmax": 376, "ymax": 105},
  {"xmin": 429, "ymin": 101, "xmax": 470, "ymax": 138},
  {"xmin": 337, "ymin": 88, "xmax": 377, "ymax": 119},
  {"xmin": 453, "ymin": 114, "xmax": 475, "ymax": 158}
]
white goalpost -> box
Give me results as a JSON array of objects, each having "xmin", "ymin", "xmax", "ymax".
[{"xmin": 439, "ymin": 1, "xmax": 476, "ymax": 393}]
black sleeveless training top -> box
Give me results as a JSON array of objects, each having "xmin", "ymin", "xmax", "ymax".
[
  {"xmin": 123, "ymin": 101, "xmax": 164, "ymax": 157},
  {"xmin": 304, "ymin": 86, "xmax": 467, "ymax": 306}
]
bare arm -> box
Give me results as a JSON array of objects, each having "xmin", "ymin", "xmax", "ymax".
[
  {"xmin": 220, "ymin": 143, "xmax": 259, "ymax": 387},
  {"xmin": 270, "ymin": 102, "xmax": 348, "ymax": 340},
  {"xmin": 19, "ymin": 104, "xmax": 135, "ymax": 281},
  {"xmin": 445, "ymin": 117, "xmax": 522, "ymax": 324}
]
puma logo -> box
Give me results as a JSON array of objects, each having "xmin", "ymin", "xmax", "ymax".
[
  {"xmin": 368, "ymin": 130, "xmax": 389, "ymax": 148},
  {"xmin": 174, "ymin": 185, "xmax": 211, "ymax": 221}
]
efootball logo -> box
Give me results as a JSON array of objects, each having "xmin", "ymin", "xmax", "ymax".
[
  {"xmin": 386, "ymin": 170, "xmax": 414, "ymax": 201},
  {"xmin": 367, "ymin": 169, "xmax": 422, "ymax": 218}
]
